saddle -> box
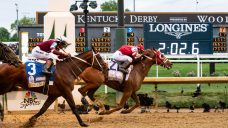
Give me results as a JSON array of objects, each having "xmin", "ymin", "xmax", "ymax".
[
  {"xmin": 25, "ymin": 61, "xmax": 55, "ymax": 89},
  {"xmin": 107, "ymin": 60, "xmax": 133, "ymax": 84}
]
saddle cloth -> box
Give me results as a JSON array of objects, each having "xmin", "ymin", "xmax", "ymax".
[
  {"xmin": 25, "ymin": 61, "xmax": 55, "ymax": 88},
  {"xmin": 107, "ymin": 60, "xmax": 133, "ymax": 84}
]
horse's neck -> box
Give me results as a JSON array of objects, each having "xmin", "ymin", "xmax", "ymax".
[
  {"xmin": 56, "ymin": 57, "xmax": 90, "ymax": 78},
  {"xmin": 132, "ymin": 60, "xmax": 153, "ymax": 79}
]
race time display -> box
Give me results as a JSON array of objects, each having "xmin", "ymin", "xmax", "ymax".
[{"xmin": 144, "ymin": 23, "xmax": 213, "ymax": 55}]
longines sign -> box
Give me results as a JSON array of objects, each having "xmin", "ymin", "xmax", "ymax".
[
  {"xmin": 144, "ymin": 23, "xmax": 213, "ymax": 54},
  {"xmin": 37, "ymin": 12, "xmax": 228, "ymax": 25},
  {"xmin": 148, "ymin": 23, "xmax": 209, "ymax": 39}
]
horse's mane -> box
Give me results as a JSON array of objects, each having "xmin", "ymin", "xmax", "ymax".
[
  {"xmin": 132, "ymin": 49, "xmax": 154, "ymax": 64},
  {"xmin": 0, "ymin": 42, "xmax": 22, "ymax": 67},
  {"xmin": 76, "ymin": 49, "xmax": 92, "ymax": 56}
]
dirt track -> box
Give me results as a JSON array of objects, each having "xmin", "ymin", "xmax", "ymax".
[{"xmin": 1, "ymin": 108, "xmax": 228, "ymax": 128}]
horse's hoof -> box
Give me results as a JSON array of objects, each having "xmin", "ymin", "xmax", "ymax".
[
  {"xmin": 120, "ymin": 110, "xmax": 130, "ymax": 114},
  {"xmin": 99, "ymin": 110, "xmax": 111, "ymax": 115},
  {"xmin": 98, "ymin": 111, "xmax": 106, "ymax": 115},
  {"xmin": 80, "ymin": 122, "xmax": 89, "ymax": 127},
  {"xmin": 0, "ymin": 110, "xmax": 4, "ymax": 121},
  {"xmin": 22, "ymin": 117, "xmax": 37, "ymax": 128},
  {"xmin": 22, "ymin": 120, "xmax": 36, "ymax": 128}
]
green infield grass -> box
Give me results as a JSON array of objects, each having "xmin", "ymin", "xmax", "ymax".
[{"xmin": 93, "ymin": 63, "xmax": 228, "ymax": 108}]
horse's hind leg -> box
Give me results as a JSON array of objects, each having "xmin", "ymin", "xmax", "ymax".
[
  {"xmin": 99, "ymin": 91, "xmax": 132, "ymax": 115},
  {"xmin": 87, "ymin": 86, "xmax": 100, "ymax": 101},
  {"xmin": 79, "ymin": 83, "xmax": 101, "ymax": 99},
  {"xmin": 63, "ymin": 92, "xmax": 88, "ymax": 127},
  {"xmin": 0, "ymin": 103, "xmax": 4, "ymax": 121},
  {"xmin": 23, "ymin": 96, "xmax": 57, "ymax": 127},
  {"xmin": 121, "ymin": 92, "xmax": 140, "ymax": 114}
]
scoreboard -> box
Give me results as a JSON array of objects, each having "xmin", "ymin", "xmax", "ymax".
[
  {"xmin": 213, "ymin": 26, "xmax": 227, "ymax": 52},
  {"xmin": 74, "ymin": 26, "xmax": 144, "ymax": 52},
  {"xmin": 19, "ymin": 12, "xmax": 228, "ymax": 54},
  {"xmin": 19, "ymin": 25, "xmax": 226, "ymax": 54},
  {"xmin": 144, "ymin": 23, "xmax": 213, "ymax": 54},
  {"xmin": 19, "ymin": 25, "xmax": 144, "ymax": 53}
]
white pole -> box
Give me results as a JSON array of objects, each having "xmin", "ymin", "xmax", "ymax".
[
  {"xmin": 156, "ymin": 65, "xmax": 158, "ymax": 77},
  {"xmin": 197, "ymin": 55, "xmax": 200, "ymax": 77},
  {"xmin": 200, "ymin": 62, "xmax": 203, "ymax": 77}
]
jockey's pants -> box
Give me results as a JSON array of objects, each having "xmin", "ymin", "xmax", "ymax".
[
  {"xmin": 113, "ymin": 50, "xmax": 133, "ymax": 63},
  {"xmin": 31, "ymin": 46, "xmax": 53, "ymax": 60}
]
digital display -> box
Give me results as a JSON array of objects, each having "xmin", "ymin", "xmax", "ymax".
[
  {"xmin": 144, "ymin": 23, "xmax": 213, "ymax": 54},
  {"xmin": 19, "ymin": 24, "xmax": 227, "ymax": 54},
  {"xmin": 156, "ymin": 42, "xmax": 206, "ymax": 54},
  {"xmin": 75, "ymin": 27, "xmax": 113, "ymax": 53},
  {"xmin": 28, "ymin": 38, "xmax": 44, "ymax": 53},
  {"xmin": 34, "ymin": 12, "xmax": 228, "ymax": 54},
  {"xmin": 213, "ymin": 27, "xmax": 227, "ymax": 53},
  {"xmin": 126, "ymin": 27, "xmax": 144, "ymax": 46}
]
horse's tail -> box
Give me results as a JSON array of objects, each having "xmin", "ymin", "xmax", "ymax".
[{"xmin": 0, "ymin": 42, "xmax": 22, "ymax": 67}]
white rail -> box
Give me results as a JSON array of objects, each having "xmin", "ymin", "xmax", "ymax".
[{"xmin": 100, "ymin": 53, "xmax": 228, "ymax": 78}]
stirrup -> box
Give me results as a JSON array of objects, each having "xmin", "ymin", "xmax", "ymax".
[{"xmin": 42, "ymin": 69, "xmax": 51, "ymax": 75}]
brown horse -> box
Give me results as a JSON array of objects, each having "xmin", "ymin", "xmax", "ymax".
[
  {"xmin": 0, "ymin": 42, "xmax": 107, "ymax": 127},
  {"xmin": 78, "ymin": 48, "xmax": 172, "ymax": 115}
]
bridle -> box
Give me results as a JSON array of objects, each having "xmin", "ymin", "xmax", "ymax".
[
  {"xmin": 91, "ymin": 51, "xmax": 103, "ymax": 71},
  {"xmin": 143, "ymin": 49, "xmax": 168, "ymax": 65}
]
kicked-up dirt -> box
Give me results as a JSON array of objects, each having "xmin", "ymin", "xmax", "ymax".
[{"xmin": 1, "ymin": 108, "xmax": 228, "ymax": 128}]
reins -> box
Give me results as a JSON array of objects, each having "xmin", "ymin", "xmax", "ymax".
[
  {"xmin": 71, "ymin": 56, "xmax": 91, "ymax": 66},
  {"xmin": 60, "ymin": 49, "xmax": 104, "ymax": 78},
  {"xmin": 143, "ymin": 55, "xmax": 153, "ymax": 60},
  {"xmin": 143, "ymin": 49, "xmax": 167, "ymax": 65},
  {"xmin": 91, "ymin": 51, "xmax": 103, "ymax": 71}
]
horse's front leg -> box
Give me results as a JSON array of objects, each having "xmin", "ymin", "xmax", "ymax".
[
  {"xmin": 78, "ymin": 85, "xmax": 87, "ymax": 96},
  {"xmin": 23, "ymin": 96, "xmax": 57, "ymax": 127},
  {"xmin": 121, "ymin": 92, "xmax": 140, "ymax": 114},
  {"xmin": 78, "ymin": 67, "xmax": 104, "ymax": 97},
  {"xmin": 63, "ymin": 91, "xmax": 88, "ymax": 127},
  {"xmin": 99, "ymin": 91, "xmax": 132, "ymax": 115},
  {"xmin": 79, "ymin": 82, "xmax": 102, "ymax": 104}
]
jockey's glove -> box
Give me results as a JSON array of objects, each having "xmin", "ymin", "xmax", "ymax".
[{"xmin": 64, "ymin": 53, "xmax": 71, "ymax": 57}]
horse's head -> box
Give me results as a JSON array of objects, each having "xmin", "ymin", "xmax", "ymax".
[
  {"xmin": 0, "ymin": 42, "xmax": 22, "ymax": 67},
  {"xmin": 90, "ymin": 49, "xmax": 108, "ymax": 71},
  {"xmin": 142, "ymin": 48, "xmax": 172, "ymax": 69}
]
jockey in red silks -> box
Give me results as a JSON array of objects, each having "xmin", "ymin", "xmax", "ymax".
[
  {"xmin": 31, "ymin": 36, "xmax": 71, "ymax": 74},
  {"xmin": 113, "ymin": 44, "xmax": 144, "ymax": 74}
]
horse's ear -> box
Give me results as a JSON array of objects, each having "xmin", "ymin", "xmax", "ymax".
[
  {"xmin": 152, "ymin": 47, "xmax": 157, "ymax": 54},
  {"xmin": 91, "ymin": 46, "xmax": 97, "ymax": 53}
]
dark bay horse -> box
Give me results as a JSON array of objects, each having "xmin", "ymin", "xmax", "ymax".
[
  {"xmin": 78, "ymin": 48, "xmax": 172, "ymax": 115},
  {"xmin": 0, "ymin": 43, "xmax": 107, "ymax": 127}
]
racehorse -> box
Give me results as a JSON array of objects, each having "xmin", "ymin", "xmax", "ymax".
[
  {"xmin": 0, "ymin": 42, "xmax": 107, "ymax": 127},
  {"xmin": 78, "ymin": 48, "xmax": 172, "ymax": 115}
]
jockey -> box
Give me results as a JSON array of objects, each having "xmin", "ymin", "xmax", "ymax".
[
  {"xmin": 31, "ymin": 36, "xmax": 71, "ymax": 74},
  {"xmin": 113, "ymin": 44, "xmax": 144, "ymax": 74}
]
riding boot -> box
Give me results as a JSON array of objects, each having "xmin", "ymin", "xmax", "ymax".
[
  {"xmin": 42, "ymin": 59, "xmax": 53, "ymax": 94},
  {"xmin": 119, "ymin": 60, "xmax": 131, "ymax": 74},
  {"xmin": 42, "ymin": 59, "xmax": 53, "ymax": 75},
  {"xmin": 43, "ymin": 74, "xmax": 51, "ymax": 95}
]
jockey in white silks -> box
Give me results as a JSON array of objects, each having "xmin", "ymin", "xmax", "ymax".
[{"xmin": 31, "ymin": 36, "xmax": 71, "ymax": 74}]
